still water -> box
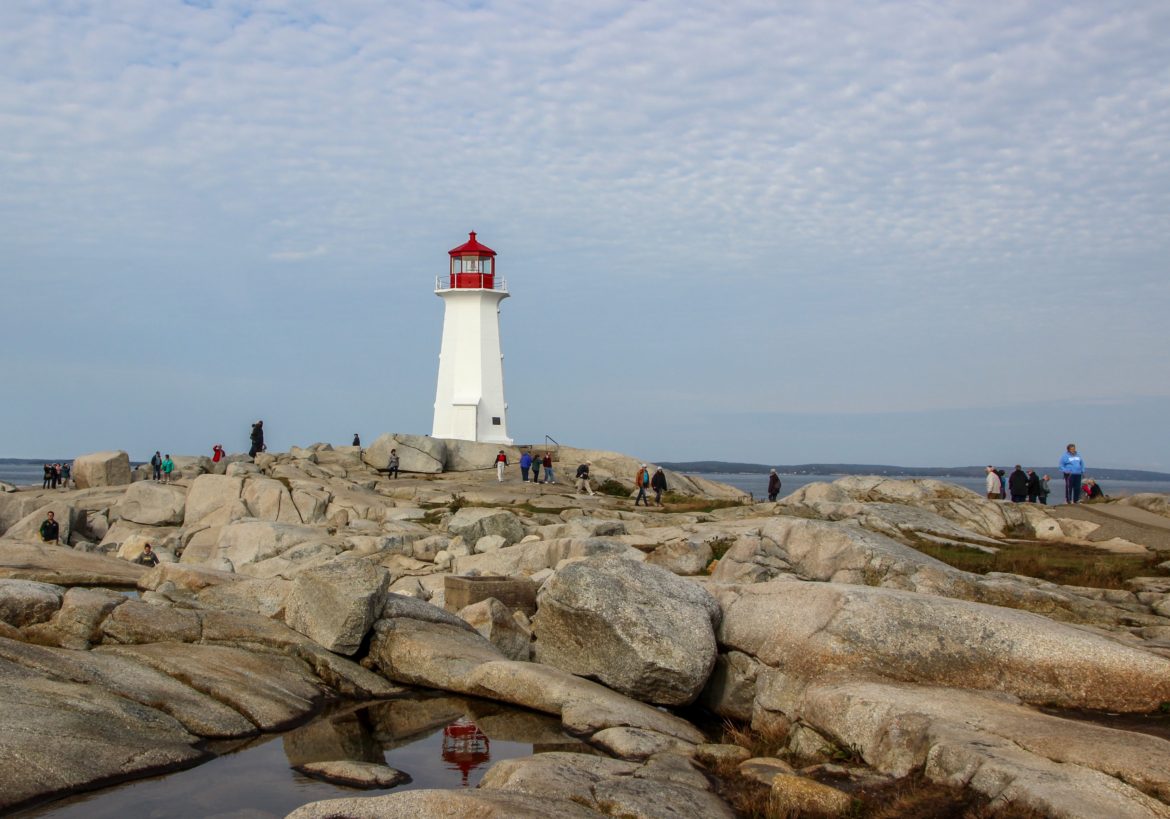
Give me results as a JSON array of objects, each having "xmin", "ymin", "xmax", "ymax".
[{"xmin": 18, "ymin": 693, "xmax": 576, "ymax": 818}]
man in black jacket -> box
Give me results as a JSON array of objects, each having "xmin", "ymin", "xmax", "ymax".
[
  {"xmin": 39, "ymin": 511, "xmax": 60, "ymax": 544},
  {"xmin": 1026, "ymin": 469, "xmax": 1041, "ymax": 503},
  {"xmin": 1008, "ymin": 465, "xmax": 1029, "ymax": 503},
  {"xmin": 767, "ymin": 469, "xmax": 782, "ymax": 502},
  {"xmin": 249, "ymin": 421, "xmax": 265, "ymax": 458},
  {"xmin": 575, "ymin": 462, "xmax": 594, "ymax": 496}
]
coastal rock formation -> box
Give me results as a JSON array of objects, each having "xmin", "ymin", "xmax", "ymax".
[{"xmin": 2, "ymin": 439, "xmax": 1170, "ymax": 817}]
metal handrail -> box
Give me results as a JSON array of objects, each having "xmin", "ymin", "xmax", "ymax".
[{"xmin": 435, "ymin": 275, "xmax": 509, "ymax": 291}]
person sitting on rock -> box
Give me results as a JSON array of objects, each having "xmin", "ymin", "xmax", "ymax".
[
  {"xmin": 388, "ymin": 449, "xmax": 400, "ymax": 479},
  {"xmin": 650, "ymin": 467, "xmax": 668, "ymax": 507},
  {"xmin": 575, "ymin": 462, "xmax": 594, "ymax": 496},
  {"xmin": 133, "ymin": 543, "xmax": 160, "ymax": 567},
  {"xmin": 39, "ymin": 511, "xmax": 60, "ymax": 544},
  {"xmin": 1083, "ymin": 478, "xmax": 1104, "ymax": 500}
]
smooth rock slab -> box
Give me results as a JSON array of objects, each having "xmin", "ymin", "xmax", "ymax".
[
  {"xmin": 0, "ymin": 541, "xmax": 144, "ymax": 586},
  {"xmin": 0, "ymin": 658, "xmax": 206, "ymax": 811},
  {"xmin": 294, "ymin": 760, "xmax": 412, "ymax": 789},
  {"xmin": 113, "ymin": 481, "xmax": 187, "ymax": 526},
  {"xmin": 97, "ymin": 643, "xmax": 324, "ymax": 731},
  {"xmin": 287, "ymin": 788, "xmax": 603, "ymax": 818},
  {"xmin": 717, "ymin": 579, "xmax": 1170, "ymax": 712}
]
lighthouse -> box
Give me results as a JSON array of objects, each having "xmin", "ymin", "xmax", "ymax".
[{"xmin": 432, "ymin": 231, "xmax": 513, "ymax": 444}]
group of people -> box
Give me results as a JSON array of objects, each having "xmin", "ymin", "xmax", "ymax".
[
  {"xmin": 41, "ymin": 463, "xmax": 70, "ymax": 489},
  {"xmin": 149, "ymin": 451, "xmax": 175, "ymax": 483},
  {"xmin": 985, "ymin": 444, "xmax": 1102, "ymax": 505},
  {"xmin": 507, "ymin": 450, "xmax": 556, "ymax": 484},
  {"xmin": 633, "ymin": 464, "xmax": 669, "ymax": 506}
]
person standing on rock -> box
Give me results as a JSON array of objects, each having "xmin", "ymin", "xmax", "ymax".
[
  {"xmin": 575, "ymin": 461, "xmax": 593, "ymax": 495},
  {"xmin": 352, "ymin": 433, "xmax": 361, "ymax": 447},
  {"xmin": 650, "ymin": 467, "xmax": 668, "ymax": 506},
  {"xmin": 520, "ymin": 450, "xmax": 533, "ymax": 483},
  {"xmin": 42, "ymin": 464, "xmax": 52, "ymax": 489},
  {"xmin": 1060, "ymin": 443, "xmax": 1085, "ymax": 504},
  {"xmin": 133, "ymin": 543, "xmax": 160, "ymax": 567},
  {"xmin": 634, "ymin": 464, "xmax": 650, "ymax": 506},
  {"xmin": 767, "ymin": 469, "xmax": 782, "ymax": 502},
  {"xmin": 543, "ymin": 452, "xmax": 555, "ymax": 483},
  {"xmin": 388, "ymin": 449, "xmax": 400, "ymax": 478},
  {"xmin": 495, "ymin": 450, "xmax": 508, "ymax": 482},
  {"xmin": 1039, "ymin": 474, "xmax": 1051, "ymax": 505},
  {"xmin": 211, "ymin": 444, "xmax": 225, "ymax": 463},
  {"xmin": 1008, "ymin": 465, "xmax": 1028, "ymax": 503},
  {"xmin": 150, "ymin": 451, "xmax": 162, "ymax": 481},
  {"xmin": 39, "ymin": 511, "xmax": 59, "ymax": 544},
  {"xmin": 985, "ymin": 466, "xmax": 1000, "ymax": 500},
  {"xmin": 60, "ymin": 462, "xmax": 71, "ymax": 489},
  {"xmin": 1026, "ymin": 469, "xmax": 1041, "ymax": 503},
  {"xmin": 161, "ymin": 454, "xmax": 175, "ymax": 484},
  {"xmin": 249, "ymin": 421, "xmax": 265, "ymax": 458},
  {"xmin": 50, "ymin": 463, "xmax": 60, "ymax": 489}
]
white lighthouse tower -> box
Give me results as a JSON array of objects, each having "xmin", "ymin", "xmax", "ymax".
[{"xmin": 432, "ymin": 231, "xmax": 513, "ymax": 444}]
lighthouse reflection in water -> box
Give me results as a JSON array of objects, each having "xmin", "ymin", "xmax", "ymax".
[{"xmin": 442, "ymin": 716, "xmax": 492, "ymax": 785}]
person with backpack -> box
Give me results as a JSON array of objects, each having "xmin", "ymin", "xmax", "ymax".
[
  {"xmin": 575, "ymin": 462, "xmax": 594, "ymax": 496},
  {"xmin": 767, "ymin": 469, "xmax": 782, "ymax": 502},
  {"xmin": 634, "ymin": 464, "xmax": 650, "ymax": 506},
  {"xmin": 650, "ymin": 467, "xmax": 668, "ymax": 506}
]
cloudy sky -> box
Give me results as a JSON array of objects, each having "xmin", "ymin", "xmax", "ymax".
[{"xmin": 3, "ymin": 1, "xmax": 1168, "ymax": 469}]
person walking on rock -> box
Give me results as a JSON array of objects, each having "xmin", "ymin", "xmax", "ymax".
[
  {"xmin": 767, "ymin": 469, "xmax": 782, "ymax": 502},
  {"xmin": 650, "ymin": 467, "xmax": 668, "ymax": 506},
  {"xmin": 249, "ymin": 421, "xmax": 265, "ymax": 458},
  {"xmin": 133, "ymin": 543, "xmax": 160, "ymax": 567},
  {"xmin": 39, "ymin": 511, "xmax": 59, "ymax": 544},
  {"xmin": 543, "ymin": 452, "xmax": 555, "ymax": 483},
  {"xmin": 1026, "ymin": 469, "xmax": 1041, "ymax": 503},
  {"xmin": 495, "ymin": 450, "xmax": 508, "ymax": 482},
  {"xmin": 161, "ymin": 454, "xmax": 175, "ymax": 484},
  {"xmin": 634, "ymin": 464, "xmax": 650, "ymax": 506},
  {"xmin": 387, "ymin": 449, "xmax": 400, "ymax": 479},
  {"xmin": 985, "ymin": 466, "xmax": 1000, "ymax": 500},
  {"xmin": 520, "ymin": 450, "xmax": 533, "ymax": 483},
  {"xmin": 1060, "ymin": 443, "xmax": 1085, "ymax": 504},
  {"xmin": 575, "ymin": 461, "xmax": 594, "ymax": 496},
  {"xmin": 1008, "ymin": 465, "xmax": 1028, "ymax": 503},
  {"xmin": 150, "ymin": 451, "xmax": 162, "ymax": 481}
]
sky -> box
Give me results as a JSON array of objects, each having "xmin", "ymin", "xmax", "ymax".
[{"xmin": 2, "ymin": 1, "xmax": 1168, "ymax": 470}]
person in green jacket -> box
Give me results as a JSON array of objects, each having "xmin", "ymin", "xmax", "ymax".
[{"xmin": 161, "ymin": 454, "xmax": 175, "ymax": 484}]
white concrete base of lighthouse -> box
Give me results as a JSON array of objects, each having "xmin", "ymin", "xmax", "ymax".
[{"xmin": 432, "ymin": 288, "xmax": 512, "ymax": 444}]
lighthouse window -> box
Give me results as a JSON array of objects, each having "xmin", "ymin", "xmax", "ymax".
[
  {"xmin": 491, "ymin": 417, "xmax": 501, "ymax": 425},
  {"xmin": 463, "ymin": 257, "xmax": 480, "ymax": 273}
]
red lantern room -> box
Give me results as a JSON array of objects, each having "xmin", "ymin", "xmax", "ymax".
[{"xmin": 447, "ymin": 231, "xmax": 497, "ymax": 289}]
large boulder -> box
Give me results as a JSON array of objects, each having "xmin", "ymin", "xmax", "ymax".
[
  {"xmin": 210, "ymin": 520, "xmax": 323, "ymax": 570},
  {"xmin": 183, "ymin": 475, "xmax": 247, "ymax": 527},
  {"xmin": 242, "ymin": 476, "xmax": 303, "ymax": 523},
  {"xmin": 717, "ymin": 579, "xmax": 1170, "ymax": 713},
  {"xmin": 362, "ymin": 434, "xmax": 445, "ymax": 474},
  {"xmin": 2, "ymin": 501, "xmax": 82, "ymax": 545},
  {"xmin": 459, "ymin": 597, "xmax": 532, "ymax": 661},
  {"xmin": 0, "ymin": 579, "xmax": 64, "ymax": 627},
  {"xmin": 72, "ymin": 451, "xmax": 132, "ymax": 489},
  {"xmin": 284, "ymin": 560, "xmax": 391, "ymax": 655},
  {"xmin": 532, "ymin": 556, "xmax": 721, "ymax": 706},
  {"xmin": 113, "ymin": 482, "xmax": 186, "ymax": 526},
  {"xmin": 287, "ymin": 789, "xmax": 602, "ymax": 819},
  {"xmin": 447, "ymin": 507, "xmax": 525, "ymax": 547}
]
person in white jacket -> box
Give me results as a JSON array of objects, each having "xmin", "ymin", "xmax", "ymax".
[{"xmin": 985, "ymin": 466, "xmax": 1001, "ymax": 500}]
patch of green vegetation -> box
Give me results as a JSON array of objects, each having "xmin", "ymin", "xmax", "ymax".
[
  {"xmin": 597, "ymin": 478, "xmax": 630, "ymax": 497},
  {"xmin": 707, "ymin": 537, "xmax": 735, "ymax": 561},
  {"xmin": 913, "ymin": 539, "xmax": 1167, "ymax": 589},
  {"xmin": 448, "ymin": 494, "xmax": 467, "ymax": 513},
  {"xmin": 661, "ymin": 492, "xmax": 747, "ymax": 513}
]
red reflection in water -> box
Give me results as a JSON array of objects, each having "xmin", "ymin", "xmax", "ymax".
[{"xmin": 441, "ymin": 717, "xmax": 491, "ymax": 786}]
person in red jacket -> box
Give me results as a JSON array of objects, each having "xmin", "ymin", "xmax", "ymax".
[
  {"xmin": 211, "ymin": 444, "xmax": 225, "ymax": 463},
  {"xmin": 495, "ymin": 450, "xmax": 508, "ymax": 482}
]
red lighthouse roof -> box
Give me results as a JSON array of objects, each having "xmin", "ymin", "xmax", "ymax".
[{"xmin": 448, "ymin": 231, "xmax": 496, "ymax": 258}]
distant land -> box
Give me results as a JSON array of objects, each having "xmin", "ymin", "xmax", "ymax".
[{"xmin": 658, "ymin": 461, "xmax": 1170, "ymax": 483}]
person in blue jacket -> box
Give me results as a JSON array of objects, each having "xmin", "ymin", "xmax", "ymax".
[
  {"xmin": 519, "ymin": 450, "xmax": 533, "ymax": 483},
  {"xmin": 1059, "ymin": 443, "xmax": 1085, "ymax": 504}
]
